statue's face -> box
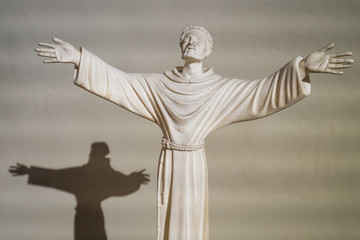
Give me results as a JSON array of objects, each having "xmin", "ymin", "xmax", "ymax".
[{"xmin": 180, "ymin": 30, "xmax": 209, "ymax": 62}]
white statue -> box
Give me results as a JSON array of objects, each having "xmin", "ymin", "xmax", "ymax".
[{"xmin": 35, "ymin": 25, "xmax": 353, "ymax": 240}]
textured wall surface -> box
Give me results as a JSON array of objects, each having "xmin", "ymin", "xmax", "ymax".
[{"xmin": 1, "ymin": 0, "xmax": 359, "ymax": 239}]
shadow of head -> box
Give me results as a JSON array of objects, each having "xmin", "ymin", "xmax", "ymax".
[{"xmin": 88, "ymin": 142, "xmax": 110, "ymax": 165}]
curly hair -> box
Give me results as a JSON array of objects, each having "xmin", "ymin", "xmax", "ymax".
[{"xmin": 179, "ymin": 25, "xmax": 213, "ymax": 56}]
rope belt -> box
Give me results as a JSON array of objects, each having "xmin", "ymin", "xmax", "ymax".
[
  {"xmin": 157, "ymin": 137, "xmax": 205, "ymax": 239},
  {"xmin": 161, "ymin": 137, "xmax": 205, "ymax": 151}
]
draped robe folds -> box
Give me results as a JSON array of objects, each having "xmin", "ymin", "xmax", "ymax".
[{"xmin": 73, "ymin": 48, "xmax": 311, "ymax": 240}]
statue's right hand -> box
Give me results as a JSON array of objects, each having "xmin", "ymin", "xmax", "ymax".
[
  {"xmin": 8, "ymin": 163, "xmax": 30, "ymax": 176},
  {"xmin": 35, "ymin": 37, "xmax": 81, "ymax": 66}
]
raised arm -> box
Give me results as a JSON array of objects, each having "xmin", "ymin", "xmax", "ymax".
[
  {"xmin": 213, "ymin": 44, "xmax": 353, "ymax": 129},
  {"xmin": 35, "ymin": 38, "xmax": 160, "ymax": 124}
]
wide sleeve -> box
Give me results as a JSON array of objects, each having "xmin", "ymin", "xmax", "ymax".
[
  {"xmin": 28, "ymin": 166, "xmax": 80, "ymax": 194},
  {"xmin": 73, "ymin": 47, "xmax": 159, "ymax": 124},
  {"xmin": 103, "ymin": 171, "xmax": 143, "ymax": 197},
  {"xmin": 216, "ymin": 57, "xmax": 311, "ymax": 127}
]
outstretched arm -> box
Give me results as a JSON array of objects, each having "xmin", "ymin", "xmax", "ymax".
[
  {"xmin": 299, "ymin": 43, "xmax": 353, "ymax": 79},
  {"xmin": 212, "ymin": 43, "xmax": 354, "ymax": 128},
  {"xmin": 35, "ymin": 37, "xmax": 81, "ymax": 67},
  {"xmin": 9, "ymin": 164, "xmax": 81, "ymax": 193},
  {"xmin": 34, "ymin": 37, "xmax": 160, "ymax": 124}
]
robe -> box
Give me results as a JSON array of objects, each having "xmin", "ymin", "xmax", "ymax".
[{"xmin": 73, "ymin": 48, "xmax": 311, "ymax": 240}]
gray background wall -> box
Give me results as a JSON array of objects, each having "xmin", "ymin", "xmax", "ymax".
[{"xmin": 1, "ymin": 0, "xmax": 359, "ymax": 239}]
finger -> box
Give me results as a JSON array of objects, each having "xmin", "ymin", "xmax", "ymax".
[
  {"xmin": 43, "ymin": 59, "xmax": 59, "ymax": 63},
  {"xmin": 319, "ymin": 43, "xmax": 335, "ymax": 52},
  {"xmin": 38, "ymin": 53, "xmax": 57, "ymax": 58},
  {"xmin": 330, "ymin": 52, "xmax": 353, "ymax": 58},
  {"xmin": 329, "ymin": 58, "xmax": 354, "ymax": 64},
  {"xmin": 38, "ymin": 42, "xmax": 56, "ymax": 48},
  {"xmin": 35, "ymin": 48, "xmax": 55, "ymax": 53},
  {"xmin": 143, "ymin": 174, "xmax": 150, "ymax": 177},
  {"xmin": 16, "ymin": 163, "xmax": 26, "ymax": 167},
  {"xmin": 138, "ymin": 169, "xmax": 146, "ymax": 173},
  {"xmin": 324, "ymin": 69, "xmax": 344, "ymax": 75},
  {"xmin": 327, "ymin": 63, "xmax": 352, "ymax": 69},
  {"xmin": 52, "ymin": 37, "xmax": 65, "ymax": 44}
]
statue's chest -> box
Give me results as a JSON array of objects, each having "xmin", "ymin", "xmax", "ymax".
[{"xmin": 162, "ymin": 94, "xmax": 211, "ymax": 119}]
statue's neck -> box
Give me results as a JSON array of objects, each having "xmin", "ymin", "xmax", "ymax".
[{"xmin": 181, "ymin": 61, "xmax": 204, "ymax": 80}]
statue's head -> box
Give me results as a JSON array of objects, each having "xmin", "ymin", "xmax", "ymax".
[{"xmin": 179, "ymin": 25, "xmax": 213, "ymax": 63}]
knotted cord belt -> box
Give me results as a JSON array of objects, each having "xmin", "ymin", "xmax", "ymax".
[
  {"xmin": 161, "ymin": 137, "xmax": 205, "ymax": 151},
  {"xmin": 156, "ymin": 137, "xmax": 205, "ymax": 239}
]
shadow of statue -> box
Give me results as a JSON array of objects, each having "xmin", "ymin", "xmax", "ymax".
[{"xmin": 8, "ymin": 142, "xmax": 150, "ymax": 240}]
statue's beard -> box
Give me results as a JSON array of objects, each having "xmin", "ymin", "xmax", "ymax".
[{"xmin": 182, "ymin": 50, "xmax": 204, "ymax": 62}]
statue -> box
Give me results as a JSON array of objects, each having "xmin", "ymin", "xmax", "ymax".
[
  {"xmin": 35, "ymin": 25, "xmax": 353, "ymax": 240},
  {"xmin": 8, "ymin": 142, "xmax": 149, "ymax": 240}
]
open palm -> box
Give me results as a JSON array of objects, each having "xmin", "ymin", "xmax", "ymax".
[
  {"xmin": 304, "ymin": 43, "xmax": 353, "ymax": 75},
  {"xmin": 35, "ymin": 37, "xmax": 81, "ymax": 66}
]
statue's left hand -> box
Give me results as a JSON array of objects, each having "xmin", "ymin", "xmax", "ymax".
[{"xmin": 304, "ymin": 43, "xmax": 353, "ymax": 75}]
